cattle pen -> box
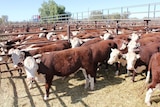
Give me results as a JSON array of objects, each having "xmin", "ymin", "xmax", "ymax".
[{"xmin": 1, "ymin": 2, "xmax": 160, "ymax": 107}]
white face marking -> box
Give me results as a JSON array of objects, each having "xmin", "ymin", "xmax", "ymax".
[
  {"xmin": 119, "ymin": 41, "xmax": 127, "ymax": 50},
  {"xmin": 108, "ymin": 49, "xmax": 120, "ymax": 65},
  {"xmin": 11, "ymin": 49, "xmax": 25, "ymax": 67},
  {"xmin": 125, "ymin": 52, "xmax": 140, "ymax": 70},
  {"xmin": 70, "ymin": 37, "xmax": 82, "ymax": 48},
  {"xmin": 24, "ymin": 56, "xmax": 38, "ymax": 79}
]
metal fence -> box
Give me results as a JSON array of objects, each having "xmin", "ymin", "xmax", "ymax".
[{"xmin": 40, "ymin": 2, "xmax": 160, "ymax": 23}]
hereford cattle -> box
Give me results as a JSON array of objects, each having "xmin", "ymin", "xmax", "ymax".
[
  {"xmin": 82, "ymin": 39, "xmax": 118, "ymax": 76},
  {"xmin": 137, "ymin": 36, "xmax": 160, "ymax": 46},
  {"xmin": 81, "ymin": 38, "xmax": 102, "ymax": 46},
  {"xmin": 140, "ymin": 32, "xmax": 160, "ymax": 38},
  {"xmin": 11, "ymin": 46, "xmax": 97, "ymax": 100},
  {"xmin": 145, "ymin": 52, "xmax": 160, "ymax": 106},
  {"xmin": 22, "ymin": 40, "xmax": 71, "ymax": 56},
  {"xmin": 124, "ymin": 42, "xmax": 160, "ymax": 82}
]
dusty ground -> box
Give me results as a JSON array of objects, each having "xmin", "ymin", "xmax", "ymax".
[{"xmin": 0, "ymin": 64, "xmax": 160, "ymax": 107}]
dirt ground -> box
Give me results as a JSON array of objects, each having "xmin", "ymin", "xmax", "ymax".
[{"xmin": 0, "ymin": 64, "xmax": 160, "ymax": 107}]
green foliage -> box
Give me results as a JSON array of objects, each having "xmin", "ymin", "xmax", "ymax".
[
  {"xmin": 38, "ymin": 0, "xmax": 67, "ymax": 22},
  {"xmin": 89, "ymin": 10, "xmax": 104, "ymax": 20},
  {"xmin": 89, "ymin": 10, "xmax": 130, "ymax": 20},
  {"xmin": 0, "ymin": 15, "xmax": 8, "ymax": 24}
]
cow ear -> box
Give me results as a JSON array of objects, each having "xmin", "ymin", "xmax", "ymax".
[
  {"xmin": 36, "ymin": 58, "xmax": 41, "ymax": 63},
  {"xmin": 111, "ymin": 48, "xmax": 114, "ymax": 51},
  {"xmin": 122, "ymin": 54, "xmax": 126, "ymax": 59}
]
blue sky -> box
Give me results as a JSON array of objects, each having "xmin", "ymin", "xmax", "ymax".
[{"xmin": 0, "ymin": 0, "xmax": 160, "ymax": 21}]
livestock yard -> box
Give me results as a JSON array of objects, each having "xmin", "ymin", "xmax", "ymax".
[
  {"xmin": 1, "ymin": 2, "xmax": 160, "ymax": 107},
  {"xmin": 0, "ymin": 20, "xmax": 160, "ymax": 107}
]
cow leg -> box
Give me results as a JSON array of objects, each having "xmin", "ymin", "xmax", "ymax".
[
  {"xmin": 115, "ymin": 62, "xmax": 120, "ymax": 76},
  {"xmin": 104, "ymin": 61, "xmax": 109, "ymax": 72},
  {"xmin": 145, "ymin": 79, "xmax": 159, "ymax": 106},
  {"xmin": 82, "ymin": 70, "xmax": 90, "ymax": 89},
  {"xmin": 145, "ymin": 88, "xmax": 153, "ymax": 106},
  {"xmin": 132, "ymin": 70, "xmax": 136, "ymax": 82},
  {"xmin": 145, "ymin": 71, "xmax": 150, "ymax": 83},
  {"xmin": 44, "ymin": 75, "xmax": 53, "ymax": 100},
  {"xmin": 88, "ymin": 74, "xmax": 94, "ymax": 90}
]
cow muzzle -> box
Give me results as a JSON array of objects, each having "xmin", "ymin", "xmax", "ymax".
[
  {"xmin": 127, "ymin": 66, "xmax": 135, "ymax": 71},
  {"xmin": 17, "ymin": 62, "xmax": 24, "ymax": 67}
]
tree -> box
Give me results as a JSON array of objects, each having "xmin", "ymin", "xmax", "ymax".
[
  {"xmin": 1, "ymin": 15, "xmax": 8, "ymax": 23},
  {"xmin": 38, "ymin": 0, "xmax": 67, "ymax": 22},
  {"xmin": 89, "ymin": 10, "xmax": 104, "ymax": 20}
]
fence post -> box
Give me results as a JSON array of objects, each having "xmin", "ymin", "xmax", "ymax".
[
  {"xmin": 116, "ymin": 20, "xmax": 119, "ymax": 35},
  {"xmin": 144, "ymin": 19, "xmax": 151, "ymax": 32},
  {"xmin": 148, "ymin": 4, "xmax": 150, "ymax": 18},
  {"xmin": 67, "ymin": 24, "xmax": 71, "ymax": 43},
  {"xmin": 95, "ymin": 21, "xmax": 97, "ymax": 28}
]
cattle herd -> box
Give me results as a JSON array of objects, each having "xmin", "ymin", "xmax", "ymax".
[{"xmin": 1, "ymin": 22, "xmax": 160, "ymax": 106}]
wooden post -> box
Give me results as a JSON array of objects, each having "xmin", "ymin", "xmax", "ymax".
[
  {"xmin": 95, "ymin": 21, "xmax": 97, "ymax": 28},
  {"xmin": 144, "ymin": 19, "xmax": 151, "ymax": 32},
  {"xmin": 116, "ymin": 20, "xmax": 119, "ymax": 35},
  {"xmin": 67, "ymin": 25, "xmax": 71, "ymax": 43}
]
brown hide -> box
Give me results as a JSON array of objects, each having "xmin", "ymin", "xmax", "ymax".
[
  {"xmin": 147, "ymin": 52, "xmax": 160, "ymax": 89},
  {"xmin": 29, "ymin": 40, "xmax": 71, "ymax": 55},
  {"xmin": 85, "ymin": 40, "xmax": 117, "ymax": 65},
  {"xmin": 37, "ymin": 46, "xmax": 95, "ymax": 98},
  {"xmin": 38, "ymin": 46, "xmax": 94, "ymax": 76},
  {"xmin": 137, "ymin": 43, "xmax": 160, "ymax": 65},
  {"xmin": 138, "ymin": 36, "xmax": 160, "ymax": 46},
  {"xmin": 81, "ymin": 38, "xmax": 102, "ymax": 46}
]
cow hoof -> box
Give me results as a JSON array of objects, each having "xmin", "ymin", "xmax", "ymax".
[
  {"xmin": 145, "ymin": 102, "xmax": 151, "ymax": 106},
  {"xmin": 115, "ymin": 70, "xmax": 119, "ymax": 76},
  {"xmin": 44, "ymin": 95, "xmax": 48, "ymax": 100},
  {"xmin": 90, "ymin": 87, "xmax": 94, "ymax": 91}
]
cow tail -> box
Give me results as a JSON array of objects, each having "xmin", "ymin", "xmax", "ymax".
[{"xmin": 145, "ymin": 53, "xmax": 154, "ymax": 84}]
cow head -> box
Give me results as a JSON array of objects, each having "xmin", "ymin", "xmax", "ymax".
[
  {"xmin": 129, "ymin": 33, "xmax": 140, "ymax": 41},
  {"xmin": 119, "ymin": 40, "xmax": 128, "ymax": 50},
  {"xmin": 124, "ymin": 51, "xmax": 140, "ymax": 70},
  {"xmin": 24, "ymin": 56, "xmax": 39, "ymax": 89},
  {"xmin": 108, "ymin": 48, "xmax": 121, "ymax": 65},
  {"xmin": 127, "ymin": 41, "xmax": 140, "ymax": 52},
  {"xmin": 11, "ymin": 49, "xmax": 25, "ymax": 68},
  {"xmin": 70, "ymin": 37, "xmax": 83, "ymax": 48}
]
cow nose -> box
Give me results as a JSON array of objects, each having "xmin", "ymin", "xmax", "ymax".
[
  {"xmin": 18, "ymin": 62, "xmax": 23, "ymax": 67},
  {"xmin": 14, "ymin": 65, "xmax": 18, "ymax": 68},
  {"xmin": 127, "ymin": 66, "xmax": 134, "ymax": 70},
  {"xmin": 108, "ymin": 60, "xmax": 113, "ymax": 65}
]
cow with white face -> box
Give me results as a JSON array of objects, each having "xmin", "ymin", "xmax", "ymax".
[
  {"xmin": 108, "ymin": 48, "xmax": 126, "ymax": 66},
  {"xmin": 123, "ymin": 51, "xmax": 147, "ymax": 82},
  {"xmin": 124, "ymin": 51, "xmax": 141, "ymax": 71},
  {"xmin": 11, "ymin": 49, "xmax": 25, "ymax": 68},
  {"xmin": 10, "ymin": 46, "xmax": 97, "ymax": 100},
  {"xmin": 70, "ymin": 37, "xmax": 83, "ymax": 48},
  {"xmin": 108, "ymin": 48, "xmax": 127, "ymax": 75}
]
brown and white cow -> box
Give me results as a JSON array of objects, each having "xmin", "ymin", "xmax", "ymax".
[
  {"xmin": 145, "ymin": 52, "xmax": 160, "ymax": 106},
  {"xmin": 124, "ymin": 42, "xmax": 160, "ymax": 82},
  {"xmin": 82, "ymin": 39, "xmax": 118, "ymax": 75},
  {"xmin": 11, "ymin": 46, "xmax": 97, "ymax": 100}
]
